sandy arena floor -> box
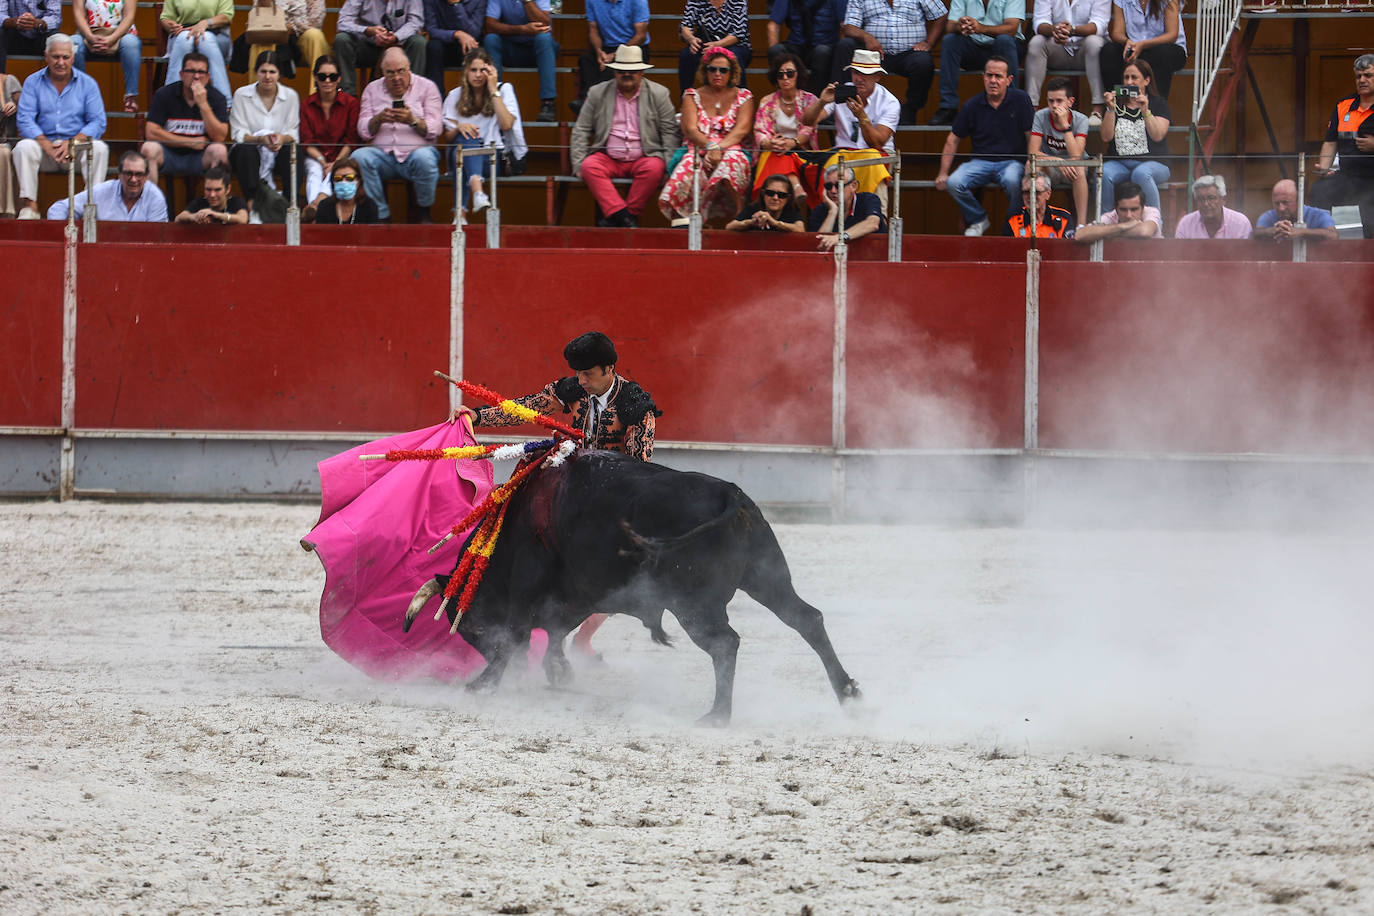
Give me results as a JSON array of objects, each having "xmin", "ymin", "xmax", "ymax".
[{"xmin": 2, "ymin": 500, "xmax": 1372, "ymax": 914}]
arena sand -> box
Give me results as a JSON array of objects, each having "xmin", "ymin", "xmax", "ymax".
[{"xmin": 2, "ymin": 500, "xmax": 1372, "ymax": 914}]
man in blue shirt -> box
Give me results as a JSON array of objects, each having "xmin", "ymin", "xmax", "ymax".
[
  {"xmin": 483, "ymin": 0, "xmax": 559, "ymax": 121},
  {"xmin": 767, "ymin": 0, "xmax": 847, "ymax": 96},
  {"xmin": 931, "ymin": 0, "xmax": 1023, "ymax": 126},
  {"xmin": 47, "ymin": 148, "xmax": 169, "ymax": 221},
  {"xmin": 13, "ymin": 33, "xmax": 108, "ymax": 220},
  {"xmin": 0, "ymin": 0, "xmax": 60, "ymax": 71},
  {"xmin": 423, "ymin": 0, "xmax": 485, "ymax": 90},
  {"xmin": 1252, "ymin": 178, "xmax": 1339, "ymax": 243},
  {"xmin": 573, "ymin": 0, "xmax": 649, "ymax": 113},
  {"xmin": 933, "ymin": 55, "xmax": 1032, "ymax": 235}
]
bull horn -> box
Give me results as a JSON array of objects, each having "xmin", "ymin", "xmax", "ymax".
[{"xmin": 404, "ymin": 578, "xmax": 442, "ymax": 631}]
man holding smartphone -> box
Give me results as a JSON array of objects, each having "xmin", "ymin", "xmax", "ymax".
[
  {"xmin": 801, "ymin": 49, "xmax": 900, "ymax": 203},
  {"xmin": 353, "ymin": 46, "xmax": 443, "ymax": 222}
]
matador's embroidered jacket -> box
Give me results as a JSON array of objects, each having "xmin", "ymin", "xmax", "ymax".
[{"xmin": 473, "ymin": 375, "xmax": 663, "ymax": 461}]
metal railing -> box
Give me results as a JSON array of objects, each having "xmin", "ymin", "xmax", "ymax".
[{"xmin": 1193, "ymin": 0, "xmax": 1246, "ymax": 125}]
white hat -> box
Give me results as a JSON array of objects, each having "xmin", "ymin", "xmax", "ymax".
[
  {"xmin": 848, "ymin": 49, "xmax": 887, "ymax": 75},
  {"xmin": 607, "ymin": 45, "xmax": 652, "ymax": 71}
]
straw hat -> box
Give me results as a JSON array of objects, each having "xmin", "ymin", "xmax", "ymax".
[
  {"xmin": 607, "ymin": 45, "xmax": 652, "ymax": 71},
  {"xmin": 848, "ymin": 49, "xmax": 887, "ymax": 75}
]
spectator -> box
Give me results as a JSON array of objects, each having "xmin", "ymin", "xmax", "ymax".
[
  {"xmin": 47, "ymin": 148, "xmax": 167, "ymax": 220},
  {"xmin": 570, "ymin": 44, "xmax": 678, "ymax": 228},
  {"xmin": 1098, "ymin": 57, "xmax": 1169, "ymax": 215},
  {"xmin": 0, "ymin": 62, "xmax": 19, "ymax": 217},
  {"xmin": 245, "ymin": 0, "xmax": 330, "ymax": 96},
  {"xmin": 1310, "ymin": 54, "xmax": 1374, "ymax": 239},
  {"xmin": 0, "ymin": 0, "xmax": 60, "ymax": 72},
  {"xmin": 1100, "ymin": 0, "xmax": 1185, "ymax": 99},
  {"xmin": 353, "ymin": 46, "xmax": 442, "ymax": 222},
  {"xmin": 1027, "ymin": 75, "xmax": 1089, "ymax": 223},
  {"xmin": 335, "ymin": 0, "xmax": 426, "ymax": 98},
  {"xmin": 678, "ymin": 0, "xmax": 750, "ymax": 96},
  {"xmin": 310, "ymin": 154, "xmax": 381, "ymax": 222},
  {"xmin": 483, "ymin": 0, "xmax": 557, "ymax": 122},
  {"xmin": 1172, "ymin": 174, "xmax": 1250, "ymax": 239},
  {"xmin": 727, "ymin": 172, "xmax": 805, "ymax": 231},
  {"xmin": 1074, "ymin": 178, "xmax": 1160, "ymax": 242},
  {"xmin": 1252, "ymin": 178, "xmax": 1339, "ymax": 243},
  {"xmin": 753, "ymin": 51, "xmax": 818, "ymax": 207},
  {"xmin": 931, "ymin": 0, "xmax": 1022, "ymax": 127},
  {"xmin": 807, "ymin": 161, "xmax": 886, "ymax": 250},
  {"xmin": 141, "ymin": 51, "xmax": 229, "ymax": 186},
  {"xmin": 766, "ymin": 0, "xmax": 846, "ymax": 97},
  {"xmin": 801, "ymin": 49, "xmax": 899, "ymax": 203},
  {"xmin": 440, "ymin": 47, "xmax": 515, "ymax": 215},
  {"xmin": 1023, "ymin": 0, "xmax": 1108, "ymax": 125},
  {"xmin": 576, "ymin": 0, "xmax": 648, "ymax": 112},
  {"xmin": 71, "ymin": 0, "xmax": 140, "ymax": 113},
  {"xmin": 229, "ymin": 50, "xmax": 301, "ymax": 215},
  {"xmin": 300, "ymin": 53, "xmax": 360, "ymax": 217},
  {"xmin": 658, "ymin": 46, "xmax": 754, "ymax": 227},
  {"xmin": 174, "ymin": 165, "xmax": 248, "ymax": 222},
  {"xmin": 424, "ymin": 0, "xmax": 484, "ymax": 91},
  {"xmin": 160, "ymin": 0, "xmax": 234, "ymax": 104},
  {"xmin": 1004, "ymin": 172, "xmax": 1073, "ymax": 237},
  {"xmin": 838, "ymin": 0, "xmax": 948, "ymax": 125},
  {"xmin": 934, "ymin": 55, "xmax": 1031, "ymax": 236},
  {"xmin": 13, "ymin": 34, "xmax": 108, "ymax": 220}
]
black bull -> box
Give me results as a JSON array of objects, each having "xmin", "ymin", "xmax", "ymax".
[{"xmin": 403, "ymin": 450, "xmax": 860, "ymax": 725}]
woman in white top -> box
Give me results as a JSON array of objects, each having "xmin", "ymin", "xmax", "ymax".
[
  {"xmin": 229, "ymin": 51, "xmax": 301, "ymax": 210},
  {"xmin": 441, "ymin": 48, "xmax": 519, "ymax": 215}
]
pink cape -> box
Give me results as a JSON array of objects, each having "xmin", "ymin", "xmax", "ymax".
[{"xmin": 301, "ymin": 421, "xmax": 548, "ymax": 683}]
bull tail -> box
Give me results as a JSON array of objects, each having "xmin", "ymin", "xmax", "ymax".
[{"xmin": 618, "ymin": 488, "xmax": 746, "ymax": 569}]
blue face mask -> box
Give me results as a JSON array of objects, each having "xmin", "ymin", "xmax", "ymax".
[{"xmin": 333, "ymin": 180, "xmax": 358, "ymax": 201}]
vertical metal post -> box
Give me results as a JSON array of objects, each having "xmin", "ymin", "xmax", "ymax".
[
  {"xmin": 486, "ymin": 150, "xmax": 501, "ymax": 249},
  {"xmin": 888, "ymin": 154, "xmax": 902, "ymax": 262},
  {"xmin": 60, "ymin": 211, "xmax": 79, "ymax": 500},
  {"xmin": 835, "ymin": 155, "xmax": 847, "ymax": 254},
  {"xmin": 286, "ymin": 143, "xmax": 301, "ymax": 246},
  {"xmin": 450, "ymin": 218, "xmax": 465, "ymax": 416},
  {"xmin": 1028, "ymin": 162, "xmax": 1039, "ymax": 241},
  {"xmin": 688, "ymin": 148, "xmax": 702, "ymax": 251},
  {"xmin": 830, "ymin": 207, "xmax": 848, "ymax": 522},
  {"xmin": 1091, "ymin": 163, "xmax": 1105, "ymax": 263},
  {"xmin": 1293, "ymin": 152, "xmax": 1307, "ymax": 264},
  {"xmin": 1022, "ymin": 248, "xmax": 1041, "ymax": 522}
]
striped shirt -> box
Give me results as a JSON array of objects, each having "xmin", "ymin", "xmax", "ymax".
[
  {"xmin": 843, "ymin": 0, "xmax": 950, "ymax": 54},
  {"xmin": 681, "ymin": 0, "xmax": 750, "ymax": 51}
]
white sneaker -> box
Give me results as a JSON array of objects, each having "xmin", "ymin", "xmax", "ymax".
[
  {"xmin": 963, "ymin": 217, "xmax": 990, "ymax": 237},
  {"xmin": 1087, "ymin": 111, "xmax": 1103, "ymax": 129},
  {"xmin": 17, "ymin": 208, "xmax": 39, "ymax": 220},
  {"xmin": 470, "ymin": 190, "xmax": 490, "ymax": 213}
]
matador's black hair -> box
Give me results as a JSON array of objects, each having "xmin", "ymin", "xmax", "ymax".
[{"xmin": 564, "ymin": 332, "xmax": 618, "ymax": 371}]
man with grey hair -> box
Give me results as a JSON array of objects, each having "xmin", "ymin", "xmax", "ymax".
[
  {"xmin": 1310, "ymin": 52, "xmax": 1374, "ymax": 238},
  {"xmin": 807, "ymin": 161, "xmax": 886, "ymax": 250},
  {"xmin": 12, "ymin": 32, "xmax": 108, "ymax": 219},
  {"xmin": 1173, "ymin": 174, "xmax": 1251, "ymax": 239},
  {"xmin": 1004, "ymin": 172, "xmax": 1074, "ymax": 237}
]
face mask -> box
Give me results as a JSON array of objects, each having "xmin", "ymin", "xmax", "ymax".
[{"xmin": 334, "ymin": 180, "xmax": 358, "ymax": 201}]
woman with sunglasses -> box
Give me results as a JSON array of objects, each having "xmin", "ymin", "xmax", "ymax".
[
  {"xmin": 229, "ymin": 50, "xmax": 301, "ymax": 217},
  {"xmin": 300, "ymin": 54, "xmax": 361, "ymax": 220},
  {"xmin": 751, "ymin": 51, "xmax": 818, "ymax": 209},
  {"xmin": 311, "ymin": 155, "xmax": 380, "ymax": 223},
  {"xmin": 658, "ymin": 47, "xmax": 755, "ymax": 227},
  {"xmin": 725, "ymin": 174, "xmax": 805, "ymax": 232}
]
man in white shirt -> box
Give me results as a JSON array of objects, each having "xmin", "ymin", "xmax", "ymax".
[
  {"xmin": 801, "ymin": 49, "xmax": 899, "ymax": 201},
  {"xmin": 46, "ymin": 149, "xmax": 168, "ymax": 221}
]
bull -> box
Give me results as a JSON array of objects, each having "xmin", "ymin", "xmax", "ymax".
[{"xmin": 404, "ymin": 450, "xmax": 861, "ymax": 725}]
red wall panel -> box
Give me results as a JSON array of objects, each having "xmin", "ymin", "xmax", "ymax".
[
  {"xmin": 1039, "ymin": 262, "xmax": 1374, "ymax": 454},
  {"xmin": 0, "ymin": 241, "xmax": 65, "ymax": 428},
  {"xmin": 73, "ymin": 244, "xmax": 450, "ymax": 431},
  {"xmin": 846, "ymin": 262, "xmax": 1026, "ymax": 449},
  {"xmin": 462, "ymin": 250, "xmax": 836, "ymax": 445}
]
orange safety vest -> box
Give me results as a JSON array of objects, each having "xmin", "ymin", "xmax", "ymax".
[
  {"xmin": 1007, "ymin": 205, "xmax": 1074, "ymax": 238},
  {"xmin": 1334, "ymin": 96, "xmax": 1374, "ymax": 141}
]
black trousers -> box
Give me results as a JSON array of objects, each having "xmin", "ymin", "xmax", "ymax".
[
  {"xmin": 1309, "ymin": 170, "xmax": 1374, "ymax": 238},
  {"xmin": 833, "ymin": 38, "xmax": 935, "ymax": 116},
  {"xmin": 1099, "ymin": 41, "xmax": 1187, "ymax": 99},
  {"xmin": 230, "ymin": 142, "xmax": 294, "ymax": 203},
  {"xmin": 578, "ymin": 43, "xmax": 649, "ymax": 100},
  {"xmin": 0, "ymin": 27, "xmax": 46, "ymax": 72}
]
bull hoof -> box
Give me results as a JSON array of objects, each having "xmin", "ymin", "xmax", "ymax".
[
  {"xmin": 465, "ymin": 669, "xmax": 501, "ymax": 694},
  {"xmin": 544, "ymin": 654, "xmax": 574, "ymax": 688},
  {"xmin": 695, "ymin": 710, "xmax": 731, "ymax": 728},
  {"xmin": 839, "ymin": 679, "xmax": 862, "ymax": 702}
]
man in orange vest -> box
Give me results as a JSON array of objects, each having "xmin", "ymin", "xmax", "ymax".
[
  {"xmin": 1004, "ymin": 173, "xmax": 1074, "ymax": 237},
  {"xmin": 1310, "ymin": 53, "xmax": 1374, "ymax": 238}
]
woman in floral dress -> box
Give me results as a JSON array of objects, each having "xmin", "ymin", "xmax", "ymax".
[{"xmin": 659, "ymin": 46, "xmax": 755, "ymax": 226}]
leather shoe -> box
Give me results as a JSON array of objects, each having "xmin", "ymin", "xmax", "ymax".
[
  {"xmin": 929, "ymin": 108, "xmax": 957, "ymax": 126},
  {"xmin": 537, "ymin": 100, "xmax": 557, "ymax": 122}
]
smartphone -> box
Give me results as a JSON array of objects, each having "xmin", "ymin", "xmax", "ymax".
[
  {"xmin": 834, "ymin": 84, "xmax": 858, "ymax": 103},
  {"xmin": 392, "ymin": 99, "xmax": 406, "ymax": 108}
]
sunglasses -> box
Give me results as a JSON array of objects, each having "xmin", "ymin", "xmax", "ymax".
[
  {"xmin": 706, "ymin": 66, "xmax": 731, "ymax": 74},
  {"xmin": 824, "ymin": 181, "xmax": 855, "ymax": 190},
  {"xmin": 762, "ymin": 188, "xmax": 789, "ymax": 199},
  {"xmin": 776, "ymin": 69, "xmax": 797, "ymax": 78},
  {"xmin": 334, "ymin": 173, "xmax": 359, "ymax": 182},
  {"xmin": 316, "ymin": 72, "xmax": 340, "ymax": 81}
]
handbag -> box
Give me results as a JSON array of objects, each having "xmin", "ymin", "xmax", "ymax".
[{"xmin": 244, "ymin": 0, "xmax": 289, "ymax": 46}]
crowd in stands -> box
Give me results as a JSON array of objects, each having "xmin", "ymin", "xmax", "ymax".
[{"xmin": 0, "ymin": 0, "xmax": 1370, "ymax": 240}]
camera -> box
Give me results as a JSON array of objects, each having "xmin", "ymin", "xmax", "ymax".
[
  {"xmin": 1113, "ymin": 84, "xmax": 1139, "ymax": 106},
  {"xmin": 834, "ymin": 84, "xmax": 858, "ymax": 103}
]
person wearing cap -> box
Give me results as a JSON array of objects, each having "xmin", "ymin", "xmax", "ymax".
[
  {"xmin": 571, "ymin": 45, "xmax": 679, "ymax": 227},
  {"xmin": 802, "ymin": 48, "xmax": 899, "ymax": 202},
  {"xmin": 836, "ymin": 0, "xmax": 948, "ymax": 125},
  {"xmin": 454, "ymin": 331, "xmax": 662, "ymax": 659}
]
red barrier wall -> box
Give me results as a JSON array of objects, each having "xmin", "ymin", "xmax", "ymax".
[
  {"xmin": 73, "ymin": 245, "xmax": 451, "ymax": 431},
  {"xmin": 463, "ymin": 250, "xmax": 836, "ymax": 445},
  {"xmin": 847, "ymin": 262, "xmax": 1027, "ymax": 449},
  {"xmin": 0, "ymin": 241, "xmax": 65, "ymax": 428},
  {"xmin": 1039, "ymin": 262, "xmax": 1374, "ymax": 454}
]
